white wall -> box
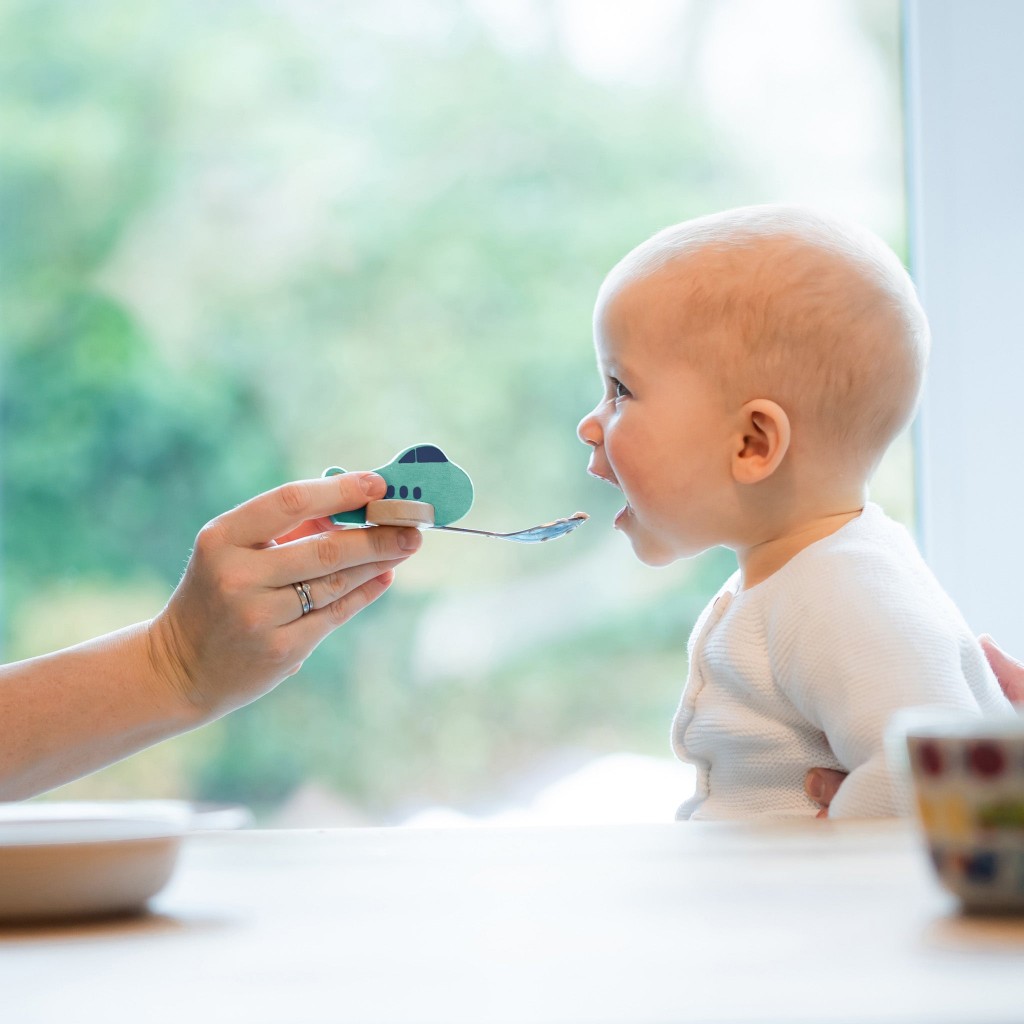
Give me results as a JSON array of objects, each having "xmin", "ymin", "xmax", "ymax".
[{"xmin": 905, "ymin": 0, "xmax": 1024, "ymax": 650}]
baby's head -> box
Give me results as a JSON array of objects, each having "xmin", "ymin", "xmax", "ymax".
[{"xmin": 578, "ymin": 205, "xmax": 930, "ymax": 566}]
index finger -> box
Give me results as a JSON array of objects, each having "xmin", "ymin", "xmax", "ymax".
[{"xmin": 219, "ymin": 472, "xmax": 386, "ymax": 548}]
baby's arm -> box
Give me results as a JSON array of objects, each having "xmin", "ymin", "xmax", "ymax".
[
  {"xmin": 777, "ymin": 577, "xmax": 992, "ymax": 818},
  {"xmin": 805, "ymin": 635, "xmax": 1023, "ymax": 815}
]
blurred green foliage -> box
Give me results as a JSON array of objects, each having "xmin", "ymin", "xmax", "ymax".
[{"xmin": 0, "ymin": 0, "xmax": 902, "ymax": 821}]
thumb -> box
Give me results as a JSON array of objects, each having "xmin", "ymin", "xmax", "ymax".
[{"xmin": 804, "ymin": 766, "xmax": 848, "ymax": 809}]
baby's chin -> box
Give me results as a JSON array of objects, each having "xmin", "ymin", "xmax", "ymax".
[
  {"xmin": 623, "ymin": 531, "xmax": 684, "ymax": 568},
  {"xmin": 623, "ymin": 522, "xmax": 711, "ymax": 567}
]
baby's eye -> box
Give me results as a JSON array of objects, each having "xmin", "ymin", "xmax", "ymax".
[{"xmin": 610, "ymin": 377, "xmax": 632, "ymax": 400}]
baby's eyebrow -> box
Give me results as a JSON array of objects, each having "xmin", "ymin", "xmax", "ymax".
[{"xmin": 605, "ymin": 357, "xmax": 633, "ymax": 380}]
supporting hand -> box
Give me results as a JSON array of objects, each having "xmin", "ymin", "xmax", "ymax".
[
  {"xmin": 978, "ymin": 635, "xmax": 1024, "ymax": 703},
  {"xmin": 804, "ymin": 768, "xmax": 848, "ymax": 818}
]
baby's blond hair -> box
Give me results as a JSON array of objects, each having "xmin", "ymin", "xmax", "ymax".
[{"xmin": 600, "ymin": 205, "xmax": 930, "ymax": 472}]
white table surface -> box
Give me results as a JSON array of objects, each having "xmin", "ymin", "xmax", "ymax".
[{"xmin": 3, "ymin": 819, "xmax": 1024, "ymax": 1024}]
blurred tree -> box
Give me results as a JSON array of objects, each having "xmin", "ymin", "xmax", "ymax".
[{"xmin": 2, "ymin": 289, "xmax": 287, "ymax": 598}]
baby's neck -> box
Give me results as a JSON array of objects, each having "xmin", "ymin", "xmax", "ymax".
[{"xmin": 736, "ymin": 505, "xmax": 865, "ymax": 590}]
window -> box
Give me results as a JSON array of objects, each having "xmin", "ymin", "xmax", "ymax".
[
  {"xmin": 1, "ymin": 0, "xmax": 906, "ymax": 824},
  {"xmin": 905, "ymin": 0, "xmax": 1024, "ymax": 657},
  {"xmin": 415, "ymin": 447, "xmax": 447, "ymax": 464}
]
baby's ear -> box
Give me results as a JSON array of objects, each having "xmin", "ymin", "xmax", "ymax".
[{"xmin": 731, "ymin": 399, "xmax": 791, "ymax": 484}]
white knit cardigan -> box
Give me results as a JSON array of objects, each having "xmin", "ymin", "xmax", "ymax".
[{"xmin": 672, "ymin": 503, "xmax": 1014, "ymax": 819}]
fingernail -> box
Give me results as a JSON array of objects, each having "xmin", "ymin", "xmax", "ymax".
[
  {"xmin": 807, "ymin": 775, "xmax": 824, "ymax": 801},
  {"xmin": 397, "ymin": 528, "xmax": 422, "ymax": 551},
  {"xmin": 359, "ymin": 473, "xmax": 384, "ymax": 495}
]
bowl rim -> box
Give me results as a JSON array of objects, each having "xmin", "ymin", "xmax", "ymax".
[{"xmin": 0, "ymin": 800, "xmax": 193, "ymax": 848}]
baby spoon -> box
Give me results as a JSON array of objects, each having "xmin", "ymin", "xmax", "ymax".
[{"xmin": 323, "ymin": 445, "xmax": 588, "ymax": 543}]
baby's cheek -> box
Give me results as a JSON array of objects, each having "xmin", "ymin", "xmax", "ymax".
[
  {"xmin": 605, "ymin": 435, "xmax": 648, "ymax": 489},
  {"xmin": 627, "ymin": 463, "xmax": 678, "ymax": 510}
]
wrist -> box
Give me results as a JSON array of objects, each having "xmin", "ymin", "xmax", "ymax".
[{"xmin": 142, "ymin": 611, "xmax": 219, "ymax": 727}]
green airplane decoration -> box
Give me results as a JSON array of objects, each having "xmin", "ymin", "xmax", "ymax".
[{"xmin": 324, "ymin": 444, "xmax": 474, "ymax": 527}]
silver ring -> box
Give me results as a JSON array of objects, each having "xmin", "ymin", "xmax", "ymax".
[{"xmin": 293, "ymin": 581, "xmax": 313, "ymax": 616}]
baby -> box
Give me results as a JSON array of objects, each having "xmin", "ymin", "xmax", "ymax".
[{"xmin": 577, "ymin": 204, "xmax": 1013, "ymax": 819}]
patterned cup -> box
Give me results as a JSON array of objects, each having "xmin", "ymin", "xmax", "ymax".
[{"xmin": 898, "ymin": 710, "xmax": 1024, "ymax": 913}]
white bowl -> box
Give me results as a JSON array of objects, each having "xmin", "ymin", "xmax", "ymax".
[{"xmin": 0, "ymin": 800, "xmax": 193, "ymax": 923}]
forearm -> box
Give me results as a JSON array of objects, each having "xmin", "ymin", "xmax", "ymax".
[{"xmin": 0, "ymin": 621, "xmax": 205, "ymax": 800}]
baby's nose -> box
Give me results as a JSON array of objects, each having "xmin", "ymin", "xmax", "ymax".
[{"xmin": 577, "ymin": 410, "xmax": 601, "ymax": 448}]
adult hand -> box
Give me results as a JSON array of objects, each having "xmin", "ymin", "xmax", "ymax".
[
  {"xmin": 0, "ymin": 470, "xmax": 423, "ymax": 800},
  {"xmin": 979, "ymin": 634, "xmax": 1024, "ymax": 703},
  {"xmin": 804, "ymin": 767, "xmax": 847, "ymax": 818},
  {"xmin": 150, "ymin": 471, "xmax": 422, "ymax": 720}
]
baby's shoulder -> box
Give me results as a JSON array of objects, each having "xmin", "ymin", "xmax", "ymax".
[{"xmin": 761, "ymin": 507, "xmax": 953, "ymax": 631}]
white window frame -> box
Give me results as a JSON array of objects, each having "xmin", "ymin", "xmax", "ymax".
[{"xmin": 905, "ymin": 0, "xmax": 1024, "ymax": 652}]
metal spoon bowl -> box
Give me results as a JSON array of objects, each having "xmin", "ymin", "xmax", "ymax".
[{"xmin": 433, "ymin": 511, "xmax": 589, "ymax": 543}]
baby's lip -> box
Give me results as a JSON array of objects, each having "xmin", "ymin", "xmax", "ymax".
[{"xmin": 586, "ymin": 462, "xmax": 620, "ymax": 490}]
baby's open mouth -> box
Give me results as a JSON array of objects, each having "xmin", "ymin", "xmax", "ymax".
[{"xmin": 584, "ymin": 461, "xmax": 628, "ymax": 524}]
